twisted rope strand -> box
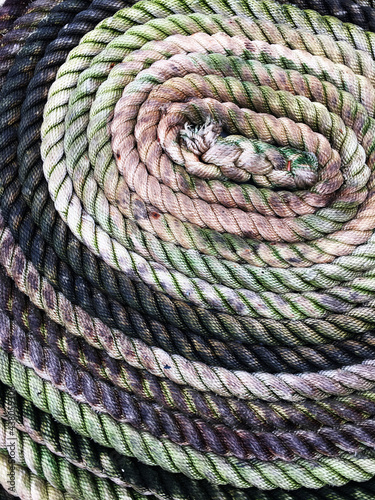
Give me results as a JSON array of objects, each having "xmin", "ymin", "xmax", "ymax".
[
  {"xmin": 277, "ymin": 0, "xmax": 375, "ymax": 31},
  {"xmin": 0, "ymin": 0, "xmax": 63, "ymax": 87},
  {"xmin": 40, "ymin": 11, "xmax": 375, "ymax": 318},
  {"xmin": 3, "ymin": 211, "xmax": 375, "ymax": 403},
  {"xmin": 3, "ymin": 0, "xmax": 374, "ymax": 376},
  {"xmin": 5, "ymin": 302, "xmax": 375, "ymax": 461},
  {"xmin": 0, "ymin": 0, "xmax": 30, "ymax": 35},
  {"xmin": 0, "ymin": 383, "xmax": 266, "ymax": 500},
  {"xmin": 0, "ymin": 418, "xmax": 153, "ymax": 500},
  {"xmin": 0, "ymin": 452, "xmax": 76, "ymax": 500},
  {"xmin": 0, "ymin": 0, "xmax": 375, "ymax": 342},
  {"xmin": 7, "ymin": 2, "xmax": 368, "ymax": 348},
  {"xmin": 6, "ymin": 380, "xmax": 375, "ymax": 500},
  {"xmin": 0, "ymin": 0, "xmax": 370, "ymax": 364},
  {"xmin": 4, "ymin": 261, "xmax": 375, "ymax": 437},
  {"xmin": 6, "ymin": 247, "xmax": 375, "ymax": 379},
  {"xmin": 2, "ymin": 347, "xmax": 375, "ymax": 489}
]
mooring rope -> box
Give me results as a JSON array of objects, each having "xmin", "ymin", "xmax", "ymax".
[{"xmin": 4, "ymin": 0, "xmax": 375, "ymax": 498}]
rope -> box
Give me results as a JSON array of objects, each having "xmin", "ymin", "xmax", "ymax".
[
  {"xmin": 5, "ymin": 302, "xmax": 375, "ymax": 461},
  {"xmin": 277, "ymin": 0, "xmax": 375, "ymax": 31},
  {"xmin": 41, "ymin": 11, "xmax": 375, "ymax": 319},
  {"xmin": 0, "ymin": 383, "xmax": 261, "ymax": 500},
  {"xmin": 2, "ymin": 346, "xmax": 375, "ymax": 490},
  {"xmin": 4, "ymin": 209, "xmax": 375, "ymax": 403},
  {"xmin": 4, "ymin": 0, "xmax": 375, "ymax": 497},
  {"xmin": 5, "ymin": 255, "xmax": 375, "ymax": 443},
  {"xmin": 0, "ymin": 452, "xmax": 76, "ymax": 500},
  {"xmin": 0, "ymin": 0, "xmax": 30, "ymax": 36},
  {"xmin": 8, "ymin": 0, "xmax": 375, "ymax": 354},
  {"xmin": 0, "ymin": 0, "xmax": 63, "ymax": 88},
  {"xmin": 2, "ymin": 382, "xmax": 375, "ymax": 500},
  {"xmin": 0, "ymin": 415, "xmax": 152, "ymax": 500}
]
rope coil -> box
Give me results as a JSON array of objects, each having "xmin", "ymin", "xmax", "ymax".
[{"xmin": 4, "ymin": 0, "xmax": 375, "ymax": 498}]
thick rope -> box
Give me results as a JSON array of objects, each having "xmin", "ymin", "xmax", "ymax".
[
  {"xmin": 3, "ymin": 347, "xmax": 375, "ymax": 490},
  {"xmin": 40, "ymin": 12, "xmax": 375, "ymax": 318},
  {"xmin": 277, "ymin": 0, "xmax": 375, "ymax": 31},
  {"xmin": 0, "ymin": 383, "xmax": 263, "ymax": 500},
  {"xmin": 4, "ymin": 210, "xmax": 375, "ymax": 403},
  {"xmin": 5, "ymin": 303, "xmax": 375, "ymax": 461},
  {"xmin": 0, "ymin": 452, "xmax": 76, "ymax": 500},
  {"xmin": 4, "ymin": 0, "xmax": 375, "ymax": 497},
  {"xmin": 4, "ymin": 0, "xmax": 375, "ymax": 356},
  {"xmin": 3, "ymin": 383, "xmax": 375, "ymax": 500},
  {"xmin": 0, "ymin": 0, "xmax": 64, "ymax": 87},
  {"xmin": 0, "ymin": 0, "xmax": 30, "ymax": 36},
  {"xmin": 5, "ymin": 254, "xmax": 375, "ymax": 440},
  {"xmin": 0, "ymin": 416, "xmax": 153, "ymax": 500},
  {"xmin": 3, "ymin": 173, "xmax": 375, "ymax": 488}
]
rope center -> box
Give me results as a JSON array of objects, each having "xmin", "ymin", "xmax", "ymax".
[{"xmin": 178, "ymin": 116, "xmax": 319, "ymax": 189}]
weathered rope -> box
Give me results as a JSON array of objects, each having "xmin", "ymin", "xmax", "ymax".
[
  {"xmin": 4, "ymin": 258, "xmax": 375, "ymax": 436},
  {"xmin": 2, "ymin": 384, "xmax": 375, "ymax": 500},
  {"xmin": 0, "ymin": 384, "xmax": 263, "ymax": 500},
  {"xmin": 4, "ymin": 0, "xmax": 375, "ymax": 498},
  {"xmin": 277, "ymin": 0, "xmax": 375, "ymax": 31},
  {"xmin": 0, "ymin": 414, "xmax": 153, "ymax": 500},
  {"xmin": 4, "ymin": 210, "xmax": 375, "ymax": 404},
  {"xmin": 0, "ymin": 0, "xmax": 30, "ymax": 36},
  {"xmin": 6, "ymin": 302, "xmax": 375, "ymax": 461},
  {"xmin": 0, "ymin": 452, "xmax": 76, "ymax": 500},
  {"xmin": 3, "ymin": 346, "xmax": 375, "ymax": 491},
  {"xmin": 12, "ymin": 11, "xmax": 375, "ymax": 354},
  {"xmin": 0, "ymin": 0, "xmax": 64, "ymax": 87}
]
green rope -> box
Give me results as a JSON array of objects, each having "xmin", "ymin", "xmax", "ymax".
[
  {"xmin": 0, "ymin": 418, "xmax": 152, "ymax": 500},
  {"xmin": 2, "ymin": 211, "xmax": 375, "ymax": 404},
  {"xmin": 0, "ymin": 451, "xmax": 76, "ymax": 500},
  {"xmin": 41, "ymin": 7, "xmax": 375, "ymax": 319},
  {"xmin": 4, "ymin": 301, "xmax": 375, "ymax": 461},
  {"xmin": 0, "ymin": 383, "xmax": 258, "ymax": 500},
  {"xmin": 2, "ymin": 347, "xmax": 375, "ymax": 490},
  {"xmin": 4, "ymin": 0, "xmax": 375, "ymax": 497}
]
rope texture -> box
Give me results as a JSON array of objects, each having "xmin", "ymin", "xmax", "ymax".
[{"xmin": 3, "ymin": 0, "xmax": 375, "ymax": 498}]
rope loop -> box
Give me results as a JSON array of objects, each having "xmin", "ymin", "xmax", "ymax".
[{"xmin": 3, "ymin": 0, "xmax": 375, "ymax": 497}]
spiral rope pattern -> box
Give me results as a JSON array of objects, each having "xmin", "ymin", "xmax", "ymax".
[{"xmin": 4, "ymin": 0, "xmax": 375, "ymax": 498}]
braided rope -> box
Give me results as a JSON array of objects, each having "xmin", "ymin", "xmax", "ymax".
[{"xmin": 4, "ymin": 0, "xmax": 375, "ymax": 498}]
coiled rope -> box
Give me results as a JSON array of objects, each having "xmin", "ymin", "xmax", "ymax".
[{"xmin": 4, "ymin": 0, "xmax": 375, "ymax": 498}]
